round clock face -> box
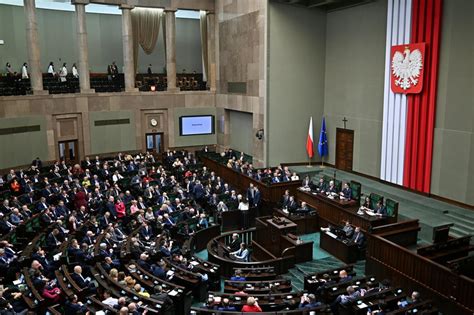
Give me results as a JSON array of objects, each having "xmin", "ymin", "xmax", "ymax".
[{"xmin": 150, "ymin": 118, "xmax": 158, "ymax": 127}]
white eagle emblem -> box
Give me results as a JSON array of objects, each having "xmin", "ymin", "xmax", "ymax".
[{"xmin": 391, "ymin": 47, "xmax": 423, "ymax": 90}]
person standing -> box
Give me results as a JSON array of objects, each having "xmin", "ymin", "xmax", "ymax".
[
  {"xmin": 21, "ymin": 63, "xmax": 29, "ymax": 79},
  {"xmin": 47, "ymin": 62, "xmax": 56, "ymax": 77},
  {"xmin": 59, "ymin": 63, "xmax": 68, "ymax": 82},
  {"xmin": 72, "ymin": 63, "xmax": 79, "ymax": 78}
]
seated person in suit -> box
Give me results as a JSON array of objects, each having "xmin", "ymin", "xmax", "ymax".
[
  {"xmin": 71, "ymin": 265, "xmax": 96, "ymax": 293},
  {"xmin": 333, "ymin": 285, "xmax": 362, "ymax": 307},
  {"xmin": 299, "ymin": 293, "xmax": 321, "ymax": 309},
  {"xmin": 197, "ymin": 213, "xmax": 209, "ymax": 229},
  {"xmin": 342, "ymin": 221, "xmax": 354, "ymax": 238},
  {"xmin": 230, "ymin": 269, "xmax": 246, "ymax": 281},
  {"xmin": 326, "ymin": 180, "xmax": 338, "ymax": 196},
  {"xmin": 217, "ymin": 298, "xmax": 237, "ymax": 312},
  {"xmin": 351, "ymin": 226, "xmax": 365, "ymax": 248},
  {"xmin": 294, "ymin": 201, "xmax": 311, "ymax": 214},
  {"xmin": 315, "ymin": 178, "xmax": 327, "ymax": 193},
  {"xmin": 374, "ymin": 200, "xmax": 387, "ymax": 216},
  {"xmin": 64, "ymin": 294, "xmax": 88, "ymax": 314},
  {"xmin": 339, "ymin": 182, "xmax": 352, "ymax": 200},
  {"xmin": 227, "ymin": 233, "xmax": 241, "ymax": 252},
  {"xmin": 339, "ymin": 270, "xmax": 352, "ymax": 283},
  {"xmin": 230, "ymin": 243, "xmax": 249, "ymax": 262},
  {"xmin": 398, "ymin": 291, "xmax": 421, "ymax": 308}
]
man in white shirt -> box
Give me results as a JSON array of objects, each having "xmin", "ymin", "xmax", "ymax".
[
  {"xmin": 21, "ymin": 63, "xmax": 29, "ymax": 79},
  {"xmin": 59, "ymin": 63, "xmax": 68, "ymax": 82},
  {"xmin": 72, "ymin": 63, "xmax": 79, "ymax": 78}
]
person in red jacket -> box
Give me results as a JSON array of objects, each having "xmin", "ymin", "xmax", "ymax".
[
  {"xmin": 241, "ymin": 297, "xmax": 262, "ymax": 312},
  {"xmin": 115, "ymin": 198, "xmax": 126, "ymax": 218}
]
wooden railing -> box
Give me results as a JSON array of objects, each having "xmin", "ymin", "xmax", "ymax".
[{"xmin": 366, "ymin": 233, "xmax": 474, "ymax": 314}]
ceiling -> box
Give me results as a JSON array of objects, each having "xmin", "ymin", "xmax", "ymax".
[{"xmin": 270, "ymin": 0, "xmax": 376, "ymax": 12}]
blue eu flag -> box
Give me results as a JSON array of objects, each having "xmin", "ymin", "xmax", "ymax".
[{"xmin": 318, "ymin": 117, "xmax": 328, "ymax": 157}]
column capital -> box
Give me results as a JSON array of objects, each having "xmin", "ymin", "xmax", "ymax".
[
  {"xmin": 71, "ymin": 0, "xmax": 89, "ymax": 5},
  {"xmin": 206, "ymin": 11, "xmax": 215, "ymax": 15},
  {"xmin": 119, "ymin": 4, "xmax": 134, "ymax": 10}
]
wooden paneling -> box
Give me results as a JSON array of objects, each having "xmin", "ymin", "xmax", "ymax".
[
  {"xmin": 336, "ymin": 128, "xmax": 354, "ymax": 171},
  {"xmin": 366, "ymin": 233, "xmax": 474, "ymax": 315},
  {"xmin": 200, "ymin": 155, "xmax": 302, "ymax": 204}
]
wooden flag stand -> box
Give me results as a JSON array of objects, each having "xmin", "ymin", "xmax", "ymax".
[{"xmin": 307, "ymin": 157, "xmax": 313, "ymax": 168}]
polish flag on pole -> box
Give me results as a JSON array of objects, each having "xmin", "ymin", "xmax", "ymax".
[{"xmin": 306, "ymin": 117, "xmax": 314, "ymax": 158}]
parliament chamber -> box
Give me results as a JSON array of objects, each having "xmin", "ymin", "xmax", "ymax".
[{"xmin": 0, "ymin": 0, "xmax": 473, "ymax": 314}]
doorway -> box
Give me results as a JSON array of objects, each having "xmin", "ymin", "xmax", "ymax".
[
  {"xmin": 58, "ymin": 140, "xmax": 79, "ymax": 164},
  {"xmin": 335, "ymin": 128, "xmax": 354, "ymax": 171},
  {"xmin": 146, "ymin": 133, "xmax": 164, "ymax": 153}
]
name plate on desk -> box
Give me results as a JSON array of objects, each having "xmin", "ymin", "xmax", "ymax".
[{"xmin": 326, "ymin": 232, "xmax": 338, "ymax": 239}]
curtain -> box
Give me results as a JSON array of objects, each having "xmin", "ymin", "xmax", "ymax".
[
  {"xmin": 132, "ymin": 7, "xmax": 163, "ymax": 73},
  {"xmin": 200, "ymin": 11, "xmax": 209, "ymax": 82}
]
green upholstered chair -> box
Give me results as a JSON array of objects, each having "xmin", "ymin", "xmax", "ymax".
[
  {"xmin": 350, "ymin": 181, "xmax": 362, "ymax": 202},
  {"xmin": 369, "ymin": 193, "xmax": 384, "ymax": 210},
  {"xmin": 385, "ymin": 198, "xmax": 399, "ymax": 217}
]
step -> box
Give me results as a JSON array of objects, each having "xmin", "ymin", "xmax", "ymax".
[
  {"xmin": 445, "ymin": 212, "xmax": 474, "ymax": 224},
  {"xmin": 450, "ymin": 226, "xmax": 471, "ymax": 237},
  {"xmin": 452, "ymin": 221, "xmax": 474, "ymax": 233}
]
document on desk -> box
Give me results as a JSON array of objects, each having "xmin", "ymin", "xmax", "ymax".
[
  {"xmin": 168, "ymin": 290, "xmax": 178, "ymax": 296},
  {"xmin": 365, "ymin": 211, "xmax": 376, "ymax": 216},
  {"xmin": 326, "ymin": 232, "xmax": 337, "ymax": 239},
  {"xmin": 357, "ymin": 302, "xmax": 368, "ymax": 309},
  {"xmin": 189, "ymin": 261, "xmax": 200, "ymax": 266}
]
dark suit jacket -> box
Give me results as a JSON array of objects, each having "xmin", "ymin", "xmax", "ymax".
[{"xmin": 71, "ymin": 272, "xmax": 89, "ymax": 289}]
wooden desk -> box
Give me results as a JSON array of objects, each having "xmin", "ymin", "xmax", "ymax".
[
  {"xmin": 320, "ymin": 231, "xmax": 359, "ymax": 264},
  {"xmin": 273, "ymin": 208, "xmax": 319, "ymax": 235},
  {"xmin": 296, "ymin": 189, "xmax": 394, "ymax": 231},
  {"xmin": 200, "ymin": 155, "xmax": 302, "ymax": 205}
]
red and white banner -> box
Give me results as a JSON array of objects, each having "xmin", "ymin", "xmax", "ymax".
[
  {"xmin": 306, "ymin": 117, "xmax": 314, "ymax": 158},
  {"xmin": 381, "ymin": 0, "xmax": 442, "ymax": 193}
]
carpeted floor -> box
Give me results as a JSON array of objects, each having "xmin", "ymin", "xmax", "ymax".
[{"xmin": 195, "ymin": 232, "xmax": 366, "ymax": 293}]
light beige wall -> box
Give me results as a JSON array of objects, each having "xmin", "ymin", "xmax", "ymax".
[
  {"xmin": 215, "ymin": 0, "xmax": 267, "ymax": 166},
  {"xmin": 323, "ymin": 0, "xmax": 387, "ymax": 177},
  {"xmin": 0, "ymin": 91, "xmax": 216, "ymax": 168},
  {"xmin": 89, "ymin": 110, "xmax": 137, "ymax": 154},
  {"xmin": 268, "ymin": 3, "xmax": 326, "ymax": 166},
  {"xmin": 0, "ymin": 116, "xmax": 48, "ymax": 169},
  {"xmin": 430, "ymin": 0, "xmax": 474, "ymax": 205}
]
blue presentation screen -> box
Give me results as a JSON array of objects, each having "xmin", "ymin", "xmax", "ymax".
[{"xmin": 179, "ymin": 115, "xmax": 215, "ymax": 136}]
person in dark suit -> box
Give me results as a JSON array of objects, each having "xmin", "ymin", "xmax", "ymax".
[
  {"xmin": 99, "ymin": 212, "xmax": 112, "ymax": 230},
  {"xmin": 315, "ymin": 178, "xmax": 328, "ymax": 193},
  {"xmin": 64, "ymin": 294, "xmax": 88, "ymax": 314},
  {"xmin": 295, "ymin": 201, "xmax": 311, "ymax": 214},
  {"xmin": 227, "ymin": 233, "xmax": 241, "ymax": 252},
  {"xmin": 139, "ymin": 222, "xmax": 153, "ymax": 242},
  {"xmin": 351, "ymin": 227, "xmax": 365, "ymax": 248},
  {"xmin": 45, "ymin": 229, "xmax": 62, "ymax": 251},
  {"xmin": 340, "ymin": 183, "xmax": 352, "ymax": 200},
  {"xmin": 287, "ymin": 196, "xmax": 298, "ymax": 212},
  {"xmin": 280, "ymin": 190, "xmax": 291, "ymax": 208},
  {"xmin": 150, "ymin": 285, "xmax": 174, "ymax": 315},
  {"xmin": 137, "ymin": 253, "xmax": 151, "ymax": 272},
  {"xmin": 342, "ymin": 221, "xmax": 354, "ymax": 239},
  {"xmin": 192, "ymin": 180, "xmax": 205, "ymax": 201},
  {"xmin": 375, "ymin": 200, "xmax": 387, "ymax": 216},
  {"xmin": 71, "ymin": 265, "xmax": 95, "ymax": 293},
  {"xmin": 327, "ymin": 180, "xmax": 338, "ymax": 195}
]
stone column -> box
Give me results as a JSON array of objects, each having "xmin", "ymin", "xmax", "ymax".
[
  {"xmin": 73, "ymin": 0, "xmax": 94, "ymax": 93},
  {"xmin": 23, "ymin": 0, "xmax": 47, "ymax": 95},
  {"xmin": 206, "ymin": 11, "xmax": 216, "ymax": 92},
  {"xmin": 120, "ymin": 4, "xmax": 137, "ymax": 92},
  {"xmin": 165, "ymin": 10, "xmax": 179, "ymax": 92}
]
